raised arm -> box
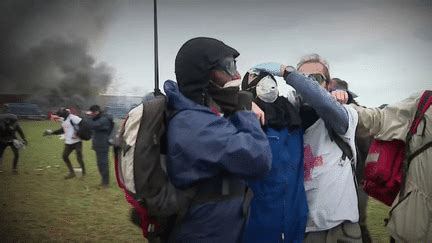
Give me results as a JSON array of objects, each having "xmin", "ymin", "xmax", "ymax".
[
  {"xmin": 351, "ymin": 92, "xmax": 420, "ymax": 141},
  {"xmin": 253, "ymin": 62, "xmax": 349, "ymax": 134}
]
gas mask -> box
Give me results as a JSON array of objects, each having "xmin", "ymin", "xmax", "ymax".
[
  {"xmin": 255, "ymin": 75, "xmax": 278, "ymax": 103},
  {"xmin": 242, "ymin": 70, "xmax": 279, "ymax": 104}
]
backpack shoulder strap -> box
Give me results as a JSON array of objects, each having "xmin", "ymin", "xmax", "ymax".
[
  {"xmin": 330, "ymin": 129, "xmax": 354, "ymax": 161},
  {"xmin": 405, "ymin": 90, "xmax": 432, "ymax": 158},
  {"xmin": 408, "ymin": 140, "xmax": 432, "ymax": 163},
  {"xmin": 399, "ymin": 90, "xmax": 432, "ymax": 197},
  {"xmin": 69, "ymin": 118, "xmax": 78, "ymax": 131},
  {"xmin": 331, "ymin": 129, "xmax": 359, "ymax": 180},
  {"xmin": 406, "ymin": 90, "xmax": 432, "ymax": 143}
]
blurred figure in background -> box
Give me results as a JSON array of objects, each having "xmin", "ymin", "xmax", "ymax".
[
  {"xmin": 43, "ymin": 108, "xmax": 85, "ymax": 179},
  {"xmin": 0, "ymin": 114, "xmax": 27, "ymax": 173},
  {"xmin": 86, "ymin": 105, "xmax": 114, "ymax": 189}
]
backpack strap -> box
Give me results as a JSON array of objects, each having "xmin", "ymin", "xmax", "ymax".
[
  {"xmin": 405, "ymin": 90, "xmax": 432, "ymax": 164},
  {"xmin": 406, "ymin": 90, "xmax": 432, "ymax": 142},
  {"xmin": 69, "ymin": 118, "xmax": 79, "ymax": 131},
  {"xmin": 399, "ymin": 90, "xmax": 432, "ymax": 197},
  {"xmin": 191, "ymin": 177, "xmax": 247, "ymax": 205},
  {"xmin": 331, "ymin": 130, "xmax": 358, "ymax": 187},
  {"xmin": 330, "ymin": 129, "xmax": 361, "ymax": 214},
  {"xmin": 330, "ymin": 129, "xmax": 354, "ymax": 161},
  {"xmin": 407, "ymin": 140, "xmax": 432, "ymax": 164}
]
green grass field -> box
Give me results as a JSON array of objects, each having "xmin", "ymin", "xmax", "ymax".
[{"xmin": 0, "ymin": 120, "xmax": 390, "ymax": 242}]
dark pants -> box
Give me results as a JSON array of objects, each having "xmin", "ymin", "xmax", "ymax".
[
  {"xmin": 0, "ymin": 142, "xmax": 19, "ymax": 170},
  {"xmin": 95, "ymin": 150, "xmax": 109, "ymax": 185},
  {"xmin": 62, "ymin": 142, "xmax": 85, "ymax": 174},
  {"xmin": 358, "ymin": 186, "xmax": 372, "ymax": 243}
]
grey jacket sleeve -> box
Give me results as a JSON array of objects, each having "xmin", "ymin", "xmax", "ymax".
[
  {"xmin": 284, "ymin": 71, "xmax": 349, "ymax": 134},
  {"xmin": 351, "ymin": 92, "xmax": 421, "ymax": 141}
]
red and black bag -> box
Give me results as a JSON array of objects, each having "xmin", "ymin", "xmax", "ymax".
[{"xmin": 363, "ymin": 90, "xmax": 432, "ymax": 206}]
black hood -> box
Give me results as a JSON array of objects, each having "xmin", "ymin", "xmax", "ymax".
[{"xmin": 175, "ymin": 37, "xmax": 239, "ymax": 104}]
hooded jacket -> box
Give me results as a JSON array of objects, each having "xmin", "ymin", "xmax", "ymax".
[
  {"xmin": 0, "ymin": 114, "xmax": 26, "ymax": 143},
  {"xmin": 353, "ymin": 91, "xmax": 432, "ymax": 242},
  {"xmin": 165, "ymin": 37, "xmax": 272, "ymax": 243},
  {"xmin": 175, "ymin": 37, "xmax": 239, "ymax": 105},
  {"xmin": 87, "ymin": 113, "xmax": 113, "ymax": 152}
]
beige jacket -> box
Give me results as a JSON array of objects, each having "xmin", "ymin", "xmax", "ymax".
[{"xmin": 353, "ymin": 91, "xmax": 432, "ymax": 243}]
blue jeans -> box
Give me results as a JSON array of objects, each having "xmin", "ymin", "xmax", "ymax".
[{"xmin": 95, "ymin": 150, "xmax": 109, "ymax": 185}]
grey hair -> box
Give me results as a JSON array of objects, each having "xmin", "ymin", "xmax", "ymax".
[
  {"xmin": 296, "ymin": 53, "xmax": 331, "ymax": 84},
  {"xmin": 296, "ymin": 54, "xmax": 330, "ymax": 70}
]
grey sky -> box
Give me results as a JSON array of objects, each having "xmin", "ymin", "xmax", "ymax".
[{"xmin": 92, "ymin": 0, "xmax": 432, "ymax": 107}]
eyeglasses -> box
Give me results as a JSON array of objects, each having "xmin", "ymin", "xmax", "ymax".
[
  {"xmin": 308, "ymin": 73, "xmax": 327, "ymax": 84},
  {"xmin": 214, "ymin": 57, "xmax": 238, "ymax": 77}
]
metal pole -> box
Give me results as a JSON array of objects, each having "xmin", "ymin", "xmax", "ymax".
[{"xmin": 153, "ymin": 0, "xmax": 160, "ymax": 94}]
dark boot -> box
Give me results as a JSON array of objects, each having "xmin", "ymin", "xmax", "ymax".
[{"xmin": 64, "ymin": 172, "xmax": 76, "ymax": 179}]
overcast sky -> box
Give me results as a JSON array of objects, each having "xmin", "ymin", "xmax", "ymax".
[{"xmin": 91, "ymin": 0, "xmax": 431, "ymax": 107}]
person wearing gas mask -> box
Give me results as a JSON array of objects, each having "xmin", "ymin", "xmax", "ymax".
[
  {"xmin": 43, "ymin": 108, "xmax": 86, "ymax": 179},
  {"xmin": 163, "ymin": 37, "xmax": 272, "ymax": 243},
  {"xmin": 0, "ymin": 114, "xmax": 27, "ymax": 173},
  {"xmin": 253, "ymin": 54, "xmax": 361, "ymax": 243},
  {"xmin": 241, "ymin": 70, "xmax": 308, "ymax": 243}
]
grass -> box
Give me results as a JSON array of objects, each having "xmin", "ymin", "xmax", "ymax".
[
  {"xmin": 0, "ymin": 120, "xmax": 144, "ymax": 242},
  {"xmin": 0, "ymin": 120, "xmax": 390, "ymax": 242}
]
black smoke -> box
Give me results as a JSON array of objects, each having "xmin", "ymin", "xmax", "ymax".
[{"xmin": 0, "ymin": 0, "xmax": 118, "ymax": 109}]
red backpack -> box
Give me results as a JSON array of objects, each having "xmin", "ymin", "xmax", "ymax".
[{"xmin": 363, "ymin": 90, "xmax": 432, "ymax": 206}]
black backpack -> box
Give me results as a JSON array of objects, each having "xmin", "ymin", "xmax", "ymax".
[{"xmin": 70, "ymin": 118, "xmax": 92, "ymax": 141}]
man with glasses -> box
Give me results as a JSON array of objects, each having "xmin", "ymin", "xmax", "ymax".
[{"xmin": 253, "ymin": 54, "xmax": 361, "ymax": 243}]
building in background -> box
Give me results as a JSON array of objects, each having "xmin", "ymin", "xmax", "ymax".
[{"xmin": 98, "ymin": 93, "xmax": 143, "ymax": 119}]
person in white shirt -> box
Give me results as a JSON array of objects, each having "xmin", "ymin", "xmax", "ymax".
[
  {"xmin": 44, "ymin": 108, "xmax": 86, "ymax": 179},
  {"xmin": 253, "ymin": 54, "xmax": 361, "ymax": 242},
  {"xmin": 297, "ymin": 55, "xmax": 360, "ymax": 242}
]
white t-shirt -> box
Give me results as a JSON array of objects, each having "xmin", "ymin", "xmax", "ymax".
[
  {"xmin": 303, "ymin": 105, "xmax": 359, "ymax": 232},
  {"xmin": 62, "ymin": 114, "xmax": 82, "ymax": 145}
]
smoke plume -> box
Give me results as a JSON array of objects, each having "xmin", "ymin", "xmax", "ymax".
[{"xmin": 0, "ymin": 0, "xmax": 118, "ymax": 109}]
